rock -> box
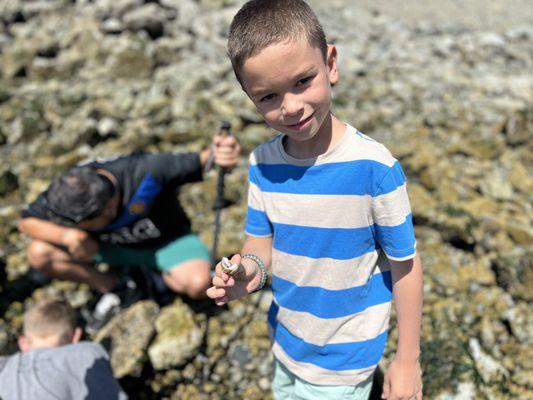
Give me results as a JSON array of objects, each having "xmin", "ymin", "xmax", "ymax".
[
  {"xmin": 0, "ymin": 169, "xmax": 18, "ymax": 197},
  {"xmin": 94, "ymin": 0, "xmax": 143, "ymax": 18},
  {"xmin": 122, "ymin": 4, "xmax": 167, "ymax": 39},
  {"xmin": 148, "ymin": 297, "xmax": 204, "ymax": 370},
  {"xmin": 104, "ymin": 34, "xmax": 153, "ymax": 80},
  {"xmin": 97, "ymin": 117, "xmax": 118, "ymax": 136},
  {"xmin": 479, "ymin": 167, "xmax": 514, "ymax": 200},
  {"xmin": 101, "ymin": 18, "xmax": 124, "ymax": 34},
  {"xmin": 469, "ymin": 338, "xmax": 509, "ymax": 384},
  {"xmin": 95, "ymin": 300, "xmax": 159, "ymax": 378}
]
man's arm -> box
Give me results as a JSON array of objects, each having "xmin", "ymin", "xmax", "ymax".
[
  {"xmin": 150, "ymin": 134, "xmax": 240, "ymax": 189},
  {"xmin": 19, "ymin": 217, "xmax": 73, "ymax": 246},
  {"xmin": 382, "ymin": 254, "xmax": 423, "ymax": 400},
  {"xmin": 18, "ymin": 218, "xmax": 97, "ymax": 260}
]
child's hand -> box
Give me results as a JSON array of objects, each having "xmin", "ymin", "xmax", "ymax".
[
  {"xmin": 382, "ymin": 356, "xmax": 422, "ymax": 400},
  {"xmin": 212, "ymin": 134, "xmax": 240, "ymax": 170},
  {"xmin": 206, "ymin": 254, "xmax": 261, "ymax": 306}
]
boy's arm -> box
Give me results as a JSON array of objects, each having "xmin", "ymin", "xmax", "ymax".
[
  {"xmin": 206, "ymin": 235, "xmax": 272, "ymax": 305},
  {"xmin": 382, "ymin": 254, "xmax": 423, "ymax": 400}
]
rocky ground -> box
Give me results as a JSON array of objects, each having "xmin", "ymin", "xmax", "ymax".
[{"xmin": 0, "ymin": 0, "xmax": 531, "ymax": 399}]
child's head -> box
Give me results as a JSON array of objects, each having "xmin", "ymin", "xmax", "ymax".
[
  {"xmin": 228, "ymin": 0, "xmax": 327, "ymax": 83},
  {"xmin": 45, "ymin": 167, "xmax": 119, "ymax": 230},
  {"xmin": 228, "ymin": 0, "xmax": 340, "ymax": 149},
  {"xmin": 18, "ymin": 299, "xmax": 82, "ymax": 352}
]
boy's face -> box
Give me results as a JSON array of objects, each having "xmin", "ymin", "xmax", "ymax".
[{"xmin": 240, "ymin": 39, "xmax": 338, "ymax": 145}]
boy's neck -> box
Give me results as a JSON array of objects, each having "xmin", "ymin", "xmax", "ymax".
[{"xmin": 283, "ymin": 114, "xmax": 346, "ymax": 159}]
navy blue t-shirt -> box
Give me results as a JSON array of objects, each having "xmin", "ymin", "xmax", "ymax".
[{"xmin": 22, "ymin": 152, "xmax": 203, "ymax": 248}]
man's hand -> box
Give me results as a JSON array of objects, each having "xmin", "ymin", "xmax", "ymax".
[
  {"xmin": 206, "ymin": 254, "xmax": 260, "ymax": 306},
  {"xmin": 212, "ymin": 134, "xmax": 240, "ymax": 170},
  {"xmin": 61, "ymin": 229, "xmax": 99, "ymax": 260},
  {"xmin": 382, "ymin": 356, "xmax": 423, "ymax": 400}
]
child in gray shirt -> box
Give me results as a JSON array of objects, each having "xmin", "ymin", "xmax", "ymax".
[{"xmin": 0, "ymin": 299, "xmax": 127, "ymax": 400}]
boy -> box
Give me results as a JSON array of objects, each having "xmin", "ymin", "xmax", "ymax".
[
  {"xmin": 19, "ymin": 134, "xmax": 240, "ymax": 301},
  {"xmin": 206, "ymin": 1, "xmax": 423, "ymax": 399},
  {"xmin": 0, "ymin": 299, "xmax": 127, "ymax": 399}
]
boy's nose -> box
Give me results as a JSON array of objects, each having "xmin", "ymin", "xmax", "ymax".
[{"xmin": 281, "ymin": 93, "xmax": 304, "ymax": 118}]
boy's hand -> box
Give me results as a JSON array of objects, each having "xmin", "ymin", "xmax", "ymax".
[
  {"xmin": 206, "ymin": 254, "xmax": 261, "ymax": 305},
  {"xmin": 61, "ymin": 229, "xmax": 99, "ymax": 260},
  {"xmin": 212, "ymin": 134, "xmax": 240, "ymax": 170},
  {"xmin": 382, "ymin": 356, "xmax": 422, "ymax": 400}
]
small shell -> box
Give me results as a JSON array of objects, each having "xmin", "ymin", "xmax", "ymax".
[{"xmin": 221, "ymin": 257, "xmax": 240, "ymax": 276}]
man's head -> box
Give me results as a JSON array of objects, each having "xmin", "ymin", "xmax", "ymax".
[
  {"xmin": 228, "ymin": 0, "xmax": 327, "ymax": 83},
  {"xmin": 228, "ymin": 0, "xmax": 339, "ymax": 147},
  {"xmin": 45, "ymin": 167, "xmax": 119, "ymax": 231},
  {"xmin": 18, "ymin": 299, "xmax": 82, "ymax": 352}
]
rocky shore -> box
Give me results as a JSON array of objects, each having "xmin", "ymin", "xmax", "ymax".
[{"xmin": 0, "ymin": 1, "xmax": 531, "ymax": 399}]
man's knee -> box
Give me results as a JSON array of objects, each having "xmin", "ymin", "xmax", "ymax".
[
  {"xmin": 185, "ymin": 271, "xmax": 211, "ymax": 299},
  {"xmin": 26, "ymin": 241, "xmax": 55, "ymax": 270},
  {"xmin": 165, "ymin": 263, "xmax": 211, "ymax": 299}
]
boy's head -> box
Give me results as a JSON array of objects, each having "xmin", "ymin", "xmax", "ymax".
[
  {"xmin": 228, "ymin": 0, "xmax": 327, "ymax": 83},
  {"xmin": 228, "ymin": 0, "xmax": 340, "ymax": 148},
  {"xmin": 18, "ymin": 299, "xmax": 82, "ymax": 352},
  {"xmin": 45, "ymin": 167, "xmax": 119, "ymax": 230}
]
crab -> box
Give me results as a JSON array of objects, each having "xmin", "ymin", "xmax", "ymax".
[{"xmin": 221, "ymin": 257, "xmax": 240, "ymax": 276}]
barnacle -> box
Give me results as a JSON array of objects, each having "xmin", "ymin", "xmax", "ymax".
[{"xmin": 221, "ymin": 257, "xmax": 240, "ymax": 276}]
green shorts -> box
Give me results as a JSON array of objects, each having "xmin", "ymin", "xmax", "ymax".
[
  {"xmin": 94, "ymin": 234, "xmax": 210, "ymax": 273},
  {"xmin": 272, "ymin": 359, "xmax": 374, "ymax": 400}
]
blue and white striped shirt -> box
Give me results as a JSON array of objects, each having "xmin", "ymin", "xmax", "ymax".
[{"xmin": 246, "ymin": 124, "xmax": 416, "ymax": 385}]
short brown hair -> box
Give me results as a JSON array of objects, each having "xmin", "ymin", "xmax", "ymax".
[
  {"xmin": 23, "ymin": 299, "xmax": 77, "ymax": 343},
  {"xmin": 228, "ymin": 0, "xmax": 327, "ymax": 81}
]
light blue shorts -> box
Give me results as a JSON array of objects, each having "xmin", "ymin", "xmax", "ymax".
[{"xmin": 272, "ymin": 359, "xmax": 374, "ymax": 400}]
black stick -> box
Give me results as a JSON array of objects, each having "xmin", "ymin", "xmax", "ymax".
[{"xmin": 210, "ymin": 121, "xmax": 232, "ymax": 265}]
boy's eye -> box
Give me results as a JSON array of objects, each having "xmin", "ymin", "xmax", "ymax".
[
  {"xmin": 296, "ymin": 76, "xmax": 313, "ymax": 86},
  {"xmin": 259, "ymin": 93, "xmax": 276, "ymax": 102}
]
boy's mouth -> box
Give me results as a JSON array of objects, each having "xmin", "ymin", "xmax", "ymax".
[{"xmin": 285, "ymin": 114, "xmax": 313, "ymax": 131}]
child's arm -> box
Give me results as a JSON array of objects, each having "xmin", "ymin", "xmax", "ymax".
[
  {"xmin": 206, "ymin": 235, "xmax": 272, "ymax": 305},
  {"xmin": 382, "ymin": 254, "xmax": 423, "ymax": 400}
]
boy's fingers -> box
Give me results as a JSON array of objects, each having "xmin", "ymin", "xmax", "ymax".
[
  {"xmin": 214, "ymin": 296, "xmax": 229, "ymax": 306},
  {"xmin": 212, "ymin": 275, "xmax": 234, "ymax": 287},
  {"xmin": 206, "ymin": 286, "xmax": 228, "ymax": 299},
  {"xmin": 206, "ymin": 286, "xmax": 218, "ymax": 299}
]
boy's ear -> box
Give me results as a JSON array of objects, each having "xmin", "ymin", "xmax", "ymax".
[
  {"xmin": 18, "ymin": 336, "xmax": 30, "ymax": 352},
  {"xmin": 327, "ymin": 44, "xmax": 339, "ymax": 86},
  {"xmin": 71, "ymin": 327, "xmax": 82, "ymax": 344}
]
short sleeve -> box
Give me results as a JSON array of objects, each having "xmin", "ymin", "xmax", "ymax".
[
  {"xmin": 245, "ymin": 157, "xmax": 273, "ymax": 237},
  {"xmin": 142, "ymin": 152, "xmax": 203, "ymax": 189},
  {"xmin": 371, "ymin": 161, "xmax": 416, "ymax": 261}
]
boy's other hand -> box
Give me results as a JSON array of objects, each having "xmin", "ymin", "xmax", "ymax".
[
  {"xmin": 61, "ymin": 229, "xmax": 99, "ymax": 260},
  {"xmin": 206, "ymin": 254, "xmax": 260, "ymax": 306},
  {"xmin": 382, "ymin": 356, "xmax": 422, "ymax": 400},
  {"xmin": 212, "ymin": 134, "xmax": 241, "ymax": 170}
]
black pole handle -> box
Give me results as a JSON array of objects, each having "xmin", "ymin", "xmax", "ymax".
[{"xmin": 211, "ymin": 121, "xmax": 233, "ymax": 264}]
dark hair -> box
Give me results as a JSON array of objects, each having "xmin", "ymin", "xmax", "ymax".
[
  {"xmin": 228, "ymin": 0, "xmax": 328, "ymax": 82},
  {"xmin": 45, "ymin": 168, "xmax": 115, "ymax": 226}
]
